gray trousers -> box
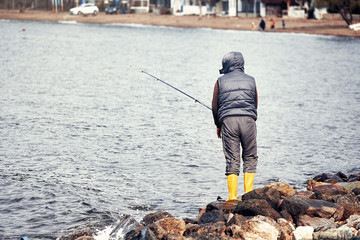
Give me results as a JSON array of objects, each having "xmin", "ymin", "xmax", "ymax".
[{"xmin": 221, "ymin": 116, "xmax": 258, "ymax": 175}]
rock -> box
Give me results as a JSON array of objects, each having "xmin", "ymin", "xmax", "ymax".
[
  {"xmin": 308, "ymin": 180, "xmax": 348, "ymax": 196},
  {"xmin": 186, "ymin": 232, "xmax": 234, "ymax": 240},
  {"xmin": 198, "ymin": 210, "xmax": 226, "ymax": 224},
  {"xmin": 124, "ymin": 226, "xmax": 157, "ymax": 240},
  {"xmin": 241, "ymin": 187, "xmax": 281, "ymax": 208},
  {"xmin": 279, "ymin": 196, "xmax": 340, "ymax": 220},
  {"xmin": 162, "ymin": 234, "xmax": 187, "ymax": 240},
  {"xmin": 197, "ymin": 222, "xmax": 226, "ymax": 235},
  {"xmin": 149, "ymin": 218, "xmax": 186, "ymax": 239},
  {"xmin": 293, "ymin": 226, "xmax": 314, "ymax": 240},
  {"xmin": 234, "ymin": 199, "xmax": 282, "ymax": 220},
  {"xmin": 339, "ymin": 204, "xmax": 360, "ymax": 221},
  {"xmin": 348, "ymin": 173, "xmax": 360, "ymax": 182},
  {"xmin": 227, "ymin": 217, "xmax": 279, "ymax": 240},
  {"xmin": 294, "ymin": 191, "xmax": 317, "ymax": 199},
  {"xmin": 277, "ymin": 218, "xmax": 295, "ymax": 239},
  {"xmin": 183, "ymin": 218, "xmax": 197, "ymax": 224},
  {"xmin": 184, "ymin": 223, "xmax": 200, "ymax": 237},
  {"xmin": 336, "ymin": 172, "xmax": 349, "ymax": 181},
  {"xmin": 297, "ymin": 214, "xmax": 337, "ymax": 232},
  {"xmin": 265, "ymin": 182, "xmax": 297, "ymax": 197},
  {"xmin": 75, "ymin": 237, "xmax": 94, "ymax": 240},
  {"xmin": 313, "ymin": 173, "xmax": 344, "ymax": 183},
  {"xmin": 345, "ymin": 215, "xmax": 360, "ymax": 230},
  {"xmin": 337, "ymin": 182, "xmax": 360, "ymax": 193},
  {"xmin": 353, "ymin": 188, "xmax": 360, "ymax": 195},
  {"xmin": 141, "ymin": 211, "xmax": 173, "ymax": 226},
  {"xmin": 226, "ymin": 213, "xmax": 248, "ymax": 227},
  {"xmin": 313, "ymin": 225, "xmax": 354, "ymax": 240},
  {"xmin": 279, "ymin": 209, "xmax": 294, "ymax": 224}
]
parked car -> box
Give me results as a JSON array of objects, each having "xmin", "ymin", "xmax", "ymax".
[
  {"xmin": 105, "ymin": 2, "xmax": 121, "ymax": 14},
  {"xmin": 70, "ymin": 3, "xmax": 99, "ymax": 15}
]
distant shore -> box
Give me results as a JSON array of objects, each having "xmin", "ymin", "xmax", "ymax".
[{"xmin": 1, "ymin": 9, "xmax": 359, "ymax": 38}]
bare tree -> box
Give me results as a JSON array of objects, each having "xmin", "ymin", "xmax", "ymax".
[{"xmin": 315, "ymin": 0, "xmax": 360, "ymax": 25}]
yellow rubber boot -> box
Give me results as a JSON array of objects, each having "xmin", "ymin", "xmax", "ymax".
[
  {"xmin": 226, "ymin": 174, "xmax": 238, "ymax": 201},
  {"xmin": 244, "ymin": 172, "xmax": 255, "ymax": 193}
]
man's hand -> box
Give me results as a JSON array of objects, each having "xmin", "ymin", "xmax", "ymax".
[{"xmin": 217, "ymin": 128, "xmax": 221, "ymax": 139}]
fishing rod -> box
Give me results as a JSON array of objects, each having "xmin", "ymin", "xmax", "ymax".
[{"xmin": 137, "ymin": 68, "xmax": 212, "ymax": 111}]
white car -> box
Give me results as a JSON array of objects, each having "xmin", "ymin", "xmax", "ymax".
[{"xmin": 70, "ymin": 3, "xmax": 99, "ymax": 15}]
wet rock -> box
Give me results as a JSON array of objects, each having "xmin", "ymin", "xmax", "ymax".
[
  {"xmin": 297, "ymin": 214, "xmax": 337, "ymax": 232},
  {"xmin": 308, "ymin": 180, "xmax": 348, "ymax": 196},
  {"xmin": 293, "ymin": 226, "xmax": 314, "ymax": 240},
  {"xmin": 149, "ymin": 218, "xmax": 186, "ymax": 240},
  {"xmin": 265, "ymin": 182, "xmax": 297, "ymax": 197},
  {"xmin": 313, "ymin": 225, "xmax": 354, "ymax": 240},
  {"xmin": 124, "ymin": 226, "xmax": 157, "ymax": 240},
  {"xmin": 336, "ymin": 172, "xmax": 349, "ymax": 181},
  {"xmin": 197, "ymin": 222, "xmax": 226, "ymax": 235},
  {"xmin": 279, "ymin": 196, "xmax": 340, "ymax": 220},
  {"xmin": 314, "ymin": 172, "xmax": 346, "ymax": 183},
  {"xmin": 241, "ymin": 187, "xmax": 281, "ymax": 208},
  {"xmin": 141, "ymin": 211, "xmax": 173, "ymax": 226},
  {"xmin": 348, "ymin": 173, "xmax": 360, "ymax": 182},
  {"xmin": 353, "ymin": 188, "xmax": 360, "ymax": 195},
  {"xmin": 198, "ymin": 210, "xmax": 226, "ymax": 224},
  {"xmin": 234, "ymin": 199, "xmax": 282, "ymax": 220},
  {"xmin": 227, "ymin": 216, "xmax": 279, "ymax": 240}
]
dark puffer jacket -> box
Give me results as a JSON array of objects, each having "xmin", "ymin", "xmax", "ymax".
[{"xmin": 216, "ymin": 52, "xmax": 257, "ymax": 126}]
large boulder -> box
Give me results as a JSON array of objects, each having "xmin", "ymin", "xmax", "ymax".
[
  {"xmin": 308, "ymin": 180, "xmax": 348, "ymax": 196},
  {"xmin": 226, "ymin": 216, "xmax": 279, "ymax": 240},
  {"xmin": 141, "ymin": 211, "xmax": 173, "ymax": 226},
  {"xmin": 279, "ymin": 196, "xmax": 340, "ymax": 221},
  {"xmin": 296, "ymin": 214, "xmax": 337, "ymax": 232},
  {"xmin": 292, "ymin": 226, "xmax": 314, "ymax": 240},
  {"xmin": 313, "ymin": 225, "xmax": 355, "ymax": 240},
  {"xmin": 149, "ymin": 217, "xmax": 186, "ymax": 239},
  {"xmin": 241, "ymin": 187, "xmax": 281, "ymax": 208},
  {"xmin": 197, "ymin": 222, "xmax": 227, "ymax": 235},
  {"xmin": 198, "ymin": 210, "xmax": 226, "ymax": 224},
  {"xmin": 265, "ymin": 183, "xmax": 297, "ymax": 197},
  {"xmin": 344, "ymin": 215, "xmax": 360, "ymax": 230},
  {"xmin": 234, "ymin": 199, "xmax": 282, "ymax": 220}
]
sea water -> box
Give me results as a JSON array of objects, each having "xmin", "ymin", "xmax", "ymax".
[{"xmin": 0, "ymin": 20, "xmax": 359, "ymax": 238}]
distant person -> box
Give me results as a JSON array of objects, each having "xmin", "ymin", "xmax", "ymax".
[
  {"xmin": 282, "ymin": 19, "xmax": 285, "ymax": 29},
  {"xmin": 212, "ymin": 52, "xmax": 258, "ymax": 201},
  {"xmin": 259, "ymin": 19, "xmax": 265, "ymax": 31},
  {"xmin": 270, "ymin": 19, "xmax": 275, "ymax": 29}
]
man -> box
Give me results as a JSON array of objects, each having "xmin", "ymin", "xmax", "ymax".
[{"xmin": 212, "ymin": 52, "xmax": 258, "ymax": 201}]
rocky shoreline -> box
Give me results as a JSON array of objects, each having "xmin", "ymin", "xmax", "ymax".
[
  {"xmin": 60, "ymin": 172, "xmax": 360, "ymax": 240},
  {"xmin": 1, "ymin": 9, "xmax": 359, "ymax": 38}
]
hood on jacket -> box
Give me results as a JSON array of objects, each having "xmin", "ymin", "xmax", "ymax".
[{"xmin": 219, "ymin": 52, "xmax": 245, "ymax": 74}]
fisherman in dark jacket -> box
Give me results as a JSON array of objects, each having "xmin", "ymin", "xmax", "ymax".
[{"xmin": 212, "ymin": 52, "xmax": 258, "ymax": 201}]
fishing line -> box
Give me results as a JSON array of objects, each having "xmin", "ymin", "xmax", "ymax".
[{"xmin": 131, "ymin": 65, "xmax": 212, "ymax": 111}]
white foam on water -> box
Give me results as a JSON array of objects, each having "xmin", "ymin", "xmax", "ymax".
[{"xmin": 93, "ymin": 225, "xmax": 124, "ymax": 240}]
